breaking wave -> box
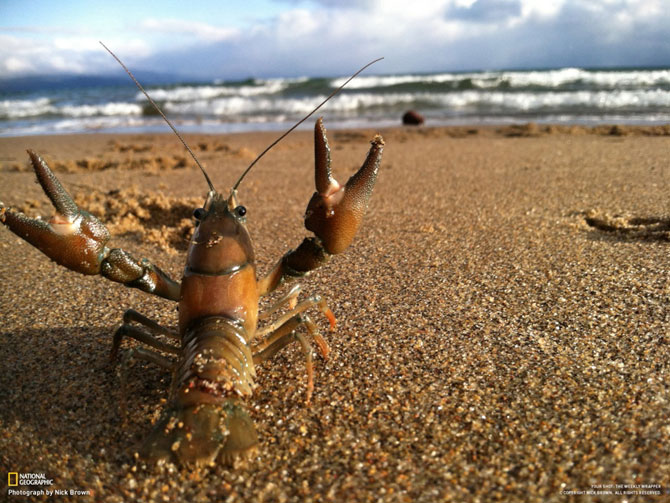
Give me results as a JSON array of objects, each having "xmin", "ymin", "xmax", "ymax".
[{"xmin": 2, "ymin": 66, "xmax": 670, "ymax": 136}]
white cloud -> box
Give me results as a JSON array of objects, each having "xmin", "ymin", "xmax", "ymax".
[
  {"xmin": 4, "ymin": 56, "xmax": 32, "ymax": 73},
  {"xmin": 1, "ymin": 0, "xmax": 670, "ymax": 79},
  {"xmin": 52, "ymin": 36, "xmax": 102, "ymax": 51},
  {"xmin": 275, "ymin": 9, "xmax": 319, "ymax": 39},
  {"xmin": 0, "ymin": 33, "xmax": 154, "ymax": 77},
  {"xmin": 519, "ymin": 0, "xmax": 564, "ymax": 19},
  {"xmin": 140, "ymin": 18, "xmax": 239, "ymax": 42}
]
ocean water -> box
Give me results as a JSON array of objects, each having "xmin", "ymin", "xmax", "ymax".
[{"xmin": 2, "ymin": 67, "xmax": 670, "ymax": 137}]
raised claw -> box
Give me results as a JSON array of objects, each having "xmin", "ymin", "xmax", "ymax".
[
  {"xmin": 1, "ymin": 150, "xmax": 110, "ymax": 274},
  {"xmin": 1, "ymin": 150, "xmax": 181, "ymax": 300},
  {"xmin": 305, "ymin": 118, "xmax": 384, "ymax": 255}
]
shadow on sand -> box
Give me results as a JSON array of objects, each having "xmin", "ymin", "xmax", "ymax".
[{"xmin": 0, "ymin": 326, "xmax": 172, "ymax": 465}]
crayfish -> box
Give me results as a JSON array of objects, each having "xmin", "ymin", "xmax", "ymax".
[{"xmin": 0, "ymin": 47, "xmax": 384, "ymax": 466}]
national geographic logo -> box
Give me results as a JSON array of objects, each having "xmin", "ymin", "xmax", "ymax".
[
  {"xmin": 6, "ymin": 471, "xmax": 91, "ymax": 498},
  {"xmin": 8, "ymin": 472, "xmax": 53, "ymax": 486}
]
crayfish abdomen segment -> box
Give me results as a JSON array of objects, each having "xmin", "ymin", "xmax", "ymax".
[{"xmin": 142, "ymin": 317, "xmax": 258, "ymax": 466}]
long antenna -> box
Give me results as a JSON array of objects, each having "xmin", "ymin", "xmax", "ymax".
[
  {"xmin": 99, "ymin": 41, "xmax": 216, "ymax": 193},
  {"xmin": 231, "ymin": 57, "xmax": 384, "ymax": 192}
]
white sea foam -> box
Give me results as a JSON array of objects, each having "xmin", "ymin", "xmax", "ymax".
[
  {"xmin": 433, "ymin": 89, "xmax": 670, "ymax": 110},
  {"xmin": 143, "ymin": 79, "xmax": 290, "ymax": 102},
  {"xmin": 162, "ymin": 93, "xmax": 395, "ymax": 116},
  {"xmin": 0, "ymin": 97, "xmax": 55, "ymax": 119},
  {"xmin": 331, "ymin": 68, "xmax": 670, "ymax": 90},
  {"xmin": 59, "ymin": 102, "xmax": 143, "ymax": 117},
  {"xmin": 327, "ymin": 89, "xmax": 670, "ymax": 111},
  {"xmin": 161, "ymin": 88, "xmax": 670, "ymax": 118},
  {"xmin": 329, "ymin": 72, "xmax": 487, "ymax": 89},
  {"xmin": 0, "ymin": 98, "xmax": 142, "ymax": 119},
  {"xmin": 482, "ymin": 68, "xmax": 670, "ymax": 89},
  {"xmin": 3, "ymin": 67, "xmax": 670, "ymax": 137}
]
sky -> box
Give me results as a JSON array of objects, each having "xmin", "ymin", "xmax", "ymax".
[{"xmin": 1, "ymin": 0, "xmax": 670, "ymax": 81}]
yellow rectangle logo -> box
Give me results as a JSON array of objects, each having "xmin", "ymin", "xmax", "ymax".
[{"xmin": 8, "ymin": 472, "xmax": 18, "ymax": 486}]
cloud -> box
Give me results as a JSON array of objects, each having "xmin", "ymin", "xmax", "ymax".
[
  {"xmin": 4, "ymin": 56, "xmax": 33, "ymax": 73},
  {"xmin": 161, "ymin": 0, "xmax": 670, "ymax": 77},
  {"xmin": 459, "ymin": 0, "xmax": 670, "ymax": 69},
  {"xmin": 276, "ymin": 0, "xmax": 376, "ymax": 8},
  {"xmin": 140, "ymin": 18, "xmax": 239, "ymax": 42},
  {"xmin": 1, "ymin": 0, "xmax": 670, "ymax": 80},
  {"xmin": 0, "ymin": 32, "xmax": 154, "ymax": 77},
  {"xmin": 447, "ymin": 0, "xmax": 522, "ymax": 22}
]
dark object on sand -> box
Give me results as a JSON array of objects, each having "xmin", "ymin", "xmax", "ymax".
[{"xmin": 403, "ymin": 110, "xmax": 424, "ymax": 126}]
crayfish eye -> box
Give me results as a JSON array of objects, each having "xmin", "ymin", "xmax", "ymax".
[
  {"xmin": 193, "ymin": 208, "xmax": 206, "ymax": 220},
  {"xmin": 235, "ymin": 206, "xmax": 247, "ymax": 218}
]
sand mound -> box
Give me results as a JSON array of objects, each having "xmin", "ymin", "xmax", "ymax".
[
  {"xmin": 74, "ymin": 187, "xmax": 202, "ymax": 252},
  {"xmin": 583, "ymin": 210, "xmax": 670, "ymax": 242}
]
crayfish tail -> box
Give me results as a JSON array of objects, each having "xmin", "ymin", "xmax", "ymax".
[
  {"xmin": 217, "ymin": 402, "xmax": 258, "ymax": 463},
  {"xmin": 139, "ymin": 400, "xmax": 258, "ymax": 467}
]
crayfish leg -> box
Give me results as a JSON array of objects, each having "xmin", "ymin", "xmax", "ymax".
[{"xmin": 253, "ymin": 310, "xmax": 330, "ymax": 404}]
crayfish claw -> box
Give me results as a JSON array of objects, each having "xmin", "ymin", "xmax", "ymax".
[
  {"xmin": 306, "ymin": 120, "xmax": 384, "ymax": 255},
  {"xmin": 27, "ymin": 150, "xmax": 80, "ymax": 219},
  {"xmin": 1, "ymin": 151, "xmax": 111, "ymax": 275},
  {"xmin": 314, "ymin": 117, "xmax": 337, "ymax": 195}
]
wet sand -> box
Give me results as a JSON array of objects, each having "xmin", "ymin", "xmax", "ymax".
[{"xmin": 1, "ymin": 124, "xmax": 669, "ymax": 501}]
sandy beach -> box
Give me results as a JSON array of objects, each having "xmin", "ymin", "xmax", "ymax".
[{"xmin": 1, "ymin": 124, "xmax": 669, "ymax": 501}]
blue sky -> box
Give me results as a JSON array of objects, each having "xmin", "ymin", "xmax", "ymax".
[{"xmin": 1, "ymin": 0, "xmax": 669, "ymax": 81}]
